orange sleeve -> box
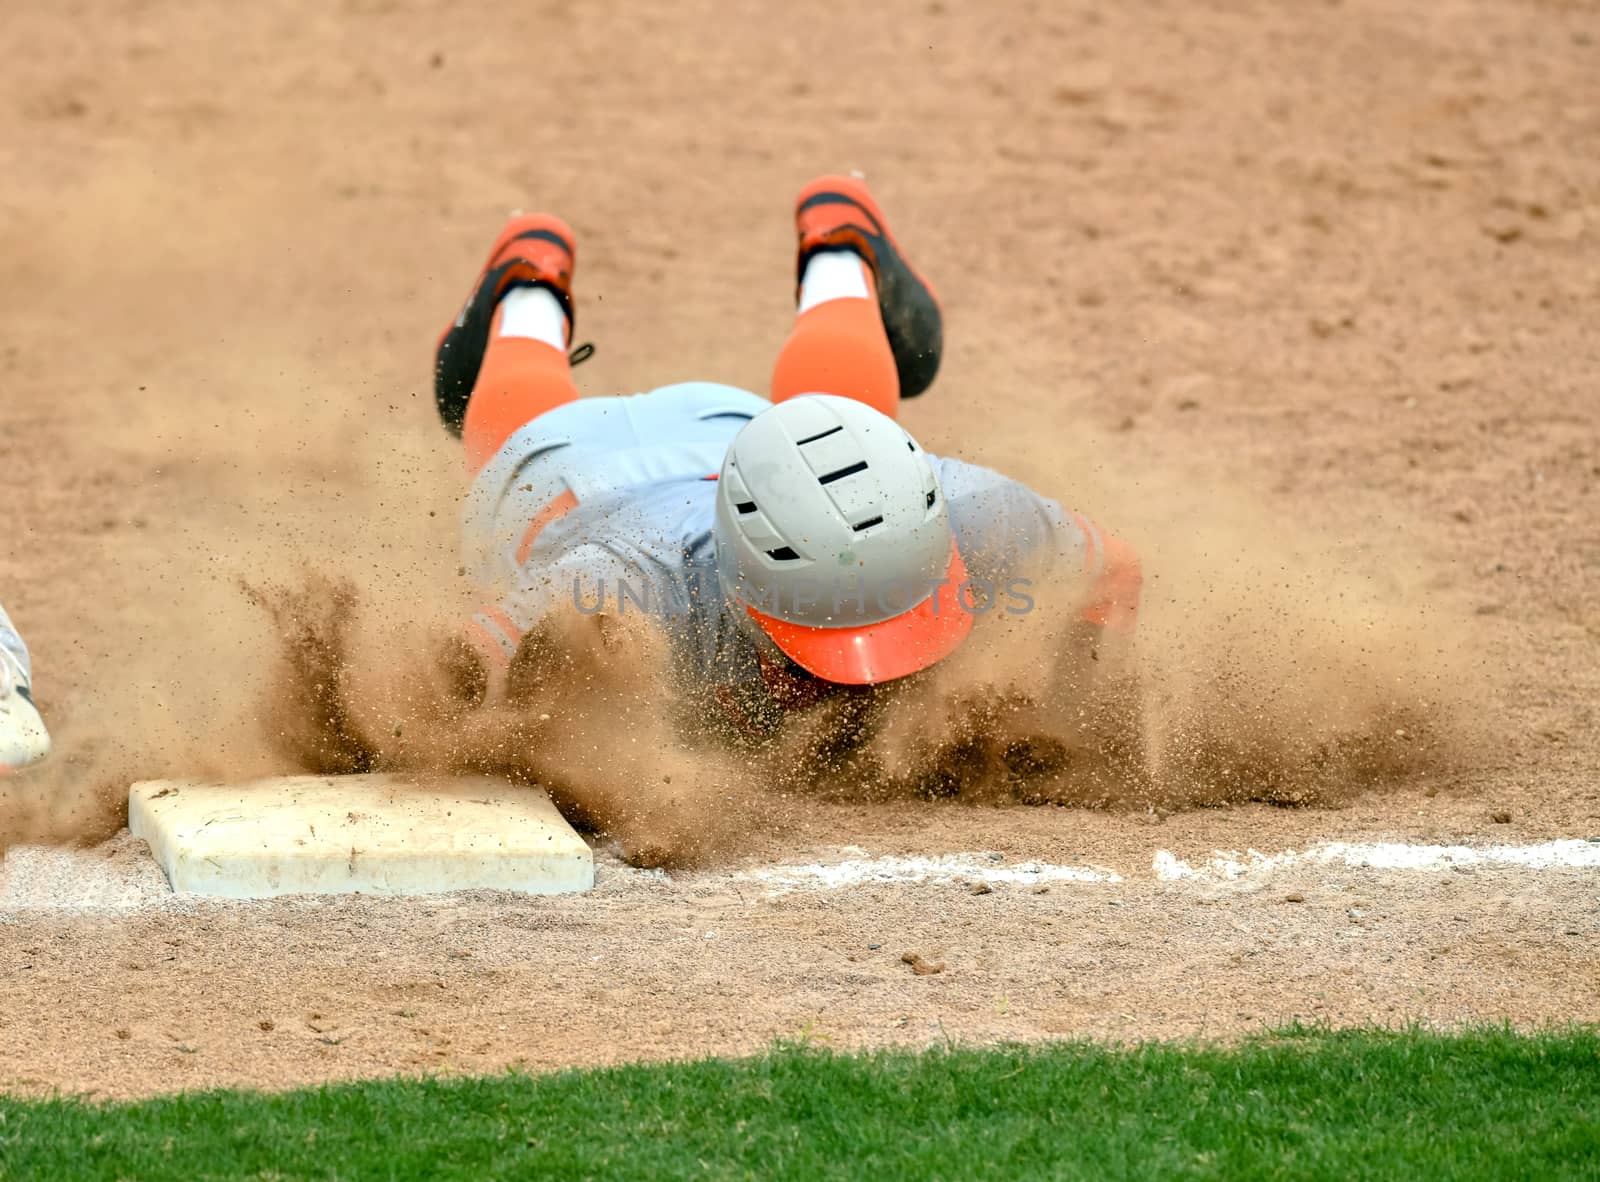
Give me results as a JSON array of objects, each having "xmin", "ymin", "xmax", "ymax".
[{"xmin": 1079, "ymin": 532, "xmax": 1142, "ymax": 633}]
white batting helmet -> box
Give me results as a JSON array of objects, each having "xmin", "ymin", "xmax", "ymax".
[{"xmin": 713, "ymin": 395, "xmax": 972, "ymax": 684}]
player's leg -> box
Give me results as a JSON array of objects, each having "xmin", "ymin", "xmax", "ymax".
[
  {"xmin": 0, "ymin": 601, "xmax": 50, "ymax": 772},
  {"xmin": 772, "ymin": 252, "xmax": 900, "ymax": 416},
  {"xmin": 460, "ymin": 290, "xmax": 580, "ymax": 472},
  {"xmin": 433, "ymin": 214, "xmax": 583, "ymax": 473},
  {"xmin": 771, "ymin": 175, "xmax": 943, "ymax": 418}
]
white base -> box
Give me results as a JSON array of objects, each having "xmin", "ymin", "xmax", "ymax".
[{"xmin": 128, "ymin": 774, "xmax": 593, "ymax": 899}]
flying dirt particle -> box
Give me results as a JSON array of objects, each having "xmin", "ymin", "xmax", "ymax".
[
  {"xmin": 115, "ymin": 1029, "xmax": 131, "ymax": 1041},
  {"xmin": 968, "ymin": 882, "xmax": 992, "ymax": 895},
  {"xmin": 1284, "ymin": 891, "xmax": 1305, "ymax": 903},
  {"xmin": 1032, "ymin": 885, "xmax": 1050, "ymax": 895},
  {"xmin": 1492, "ymin": 810, "xmax": 1512, "ymax": 824},
  {"xmin": 901, "ymin": 952, "xmax": 945, "ymax": 976},
  {"xmin": 1481, "ymin": 213, "xmax": 1523, "ymax": 243}
]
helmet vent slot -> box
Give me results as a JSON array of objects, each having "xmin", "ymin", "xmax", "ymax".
[
  {"xmin": 766, "ymin": 546, "xmax": 801, "ymax": 562},
  {"xmin": 818, "ymin": 460, "xmax": 869, "ymax": 485},
  {"xmin": 734, "ymin": 501, "xmax": 758, "ymax": 515},
  {"xmin": 926, "ymin": 489, "xmax": 937, "ymax": 508},
  {"xmin": 796, "ymin": 425, "xmax": 845, "ymax": 446},
  {"xmin": 852, "ymin": 515, "xmax": 884, "ymax": 532}
]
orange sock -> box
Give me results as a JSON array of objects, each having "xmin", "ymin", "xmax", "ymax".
[
  {"xmin": 461, "ymin": 303, "xmax": 579, "ymax": 474},
  {"xmin": 770, "ymin": 277, "xmax": 899, "ymax": 419}
]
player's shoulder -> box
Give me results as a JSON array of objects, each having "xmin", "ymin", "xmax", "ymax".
[
  {"xmin": 930, "ymin": 452, "xmax": 1072, "ymax": 568},
  {"xmin": 929, "ymin": 453, "xmax": 1030, "ymax": 499}
]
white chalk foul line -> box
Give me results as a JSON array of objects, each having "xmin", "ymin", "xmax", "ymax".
[
  {"xmin": 8, "ymin": 838, "xmax": 1598, "ymax": 912},
  {"xmin": 729, "ymin": 848, "xmax": 1121, "ymax": 893},
  {"xmin": 721, "ymin": 840, "xmax": 1600, "ymax": 895},
  {"xmin": 1153, "ymin": 839, "xmax": 1600, "ymax": 883}
]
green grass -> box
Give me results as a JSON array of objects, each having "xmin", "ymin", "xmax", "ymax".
[{"xmin": 3, "ymin": 1027, "xmax": 1598, "ymax": 1180}]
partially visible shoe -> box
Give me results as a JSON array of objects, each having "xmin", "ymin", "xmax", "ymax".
[
  {"xmin": 434, "ymin": 213, "xmax": 579, "ymax": 436},
  {"xmin": 0, "ymin": 633, "xmax": 50, "ymax": 774},
  {"xmin": 794, "ymin": 174, "xmax": 944, "ymax": 398}
]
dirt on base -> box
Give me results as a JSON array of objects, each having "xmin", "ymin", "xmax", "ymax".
[{"xmin": 1, "ymin": 0, "xmax": 1597, "ymax": 1097}]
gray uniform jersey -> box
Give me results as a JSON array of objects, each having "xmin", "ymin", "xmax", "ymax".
[{"xmin": 459, "ymin": 384, "xmax": 1106, "ymax": 718}]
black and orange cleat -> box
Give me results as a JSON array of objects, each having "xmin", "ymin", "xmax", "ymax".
[
  {"xmin": 794, "ymin": 174, "xmax": 944, "ymax": 398},
  {"xmin": 434, "ymin": 213, "xmax": 579, "ymax": 436}
]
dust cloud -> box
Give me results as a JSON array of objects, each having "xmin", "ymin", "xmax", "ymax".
[
  {"xmin": 246, "ymin": 578, "xmax": 765, "ymax": 869},
  {"xmin": 766, "ymin": 486, "xmax": 1480, "ymax": 817},
  {"xmin": 210, "ymin": 456, "xmax": 1486, "ymax": 867},
  {"xmin": 1, "ymin": 385, "xmax": 1484, "ymax": 867}
]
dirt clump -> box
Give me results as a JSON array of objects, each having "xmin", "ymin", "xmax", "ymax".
[{"xmin": 902, "ymin": 952, "xmax": 946, "ymax": 976}]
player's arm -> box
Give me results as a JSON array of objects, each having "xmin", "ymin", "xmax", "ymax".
[
  {"xmin": 1062, "ymin": 511, "xmax": 1142, "ymax": 633},
  {"xmin": 935, "ymin": 457, "xmax": 1142, "ymax": 632},
  {"xmin": 453, "ymin": 545, "xmax": 671, "ymax": 705}
]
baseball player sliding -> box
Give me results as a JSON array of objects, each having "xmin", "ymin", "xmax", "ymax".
[{"xmin": 434, "ymin": 174, "xmax": 1141, "ymax": 733}]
